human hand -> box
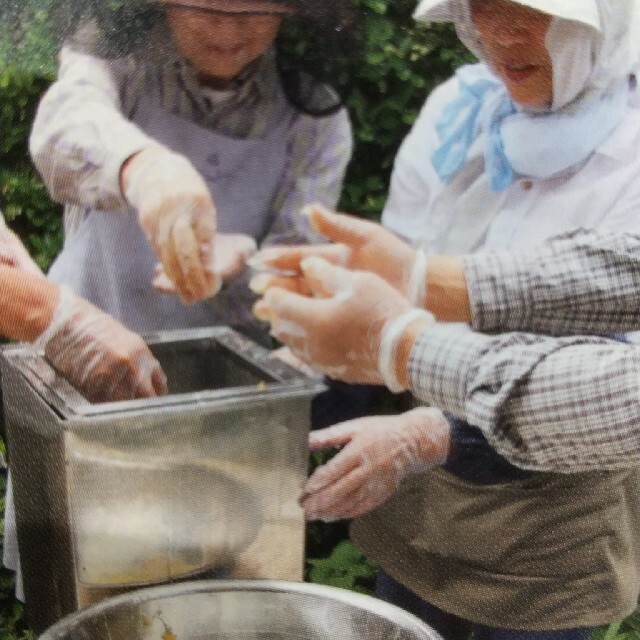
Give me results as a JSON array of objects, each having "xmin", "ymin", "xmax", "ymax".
[
  {"xmin": 153, "ymin": 232, "xmax": 257, "ymax": 295},
  {"xmin": 122, "ymin": 147, "xmax": 218, "ymax": 304},
  {"xmin": 35, "ymin": 286, "xmax": 168, "ymax": 403},
  {"xmin": 301, "ymin": 407, "xmax": 451, "ymax": 521},
  {"xmin": 0, "ymin": 217, "xmax": 42, "ymax": 276},
  {"xmin": 253, "ymin": 257, "xmax": 417, "ymax": 384},
  {"xmin": 248, "ymin": 204, "xmax": 417, "ymax": 296},
  {"xmin": 269, "ymin": 346, "xmax": 323, "ymax": 379}
]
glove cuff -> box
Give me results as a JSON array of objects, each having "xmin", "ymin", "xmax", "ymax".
[
  {"xmin": 379, "ymin": 308, "xmax": 434, "ymax": 393},
  {"xmin": 406, "ymin": 249, "xmax": 428, "ymax": 308},
  {"xmin": 32, "ymin": 285, "xmax": 76, "ymax": 354}
]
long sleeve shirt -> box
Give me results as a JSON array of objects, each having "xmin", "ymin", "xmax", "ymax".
[
  {"xmin": 409, "ymin": 229, "xmax": 640, "ymax": 473},
  {"xmin": 30, "ymin": 25, "xmax": 352, "ymax": 246}
]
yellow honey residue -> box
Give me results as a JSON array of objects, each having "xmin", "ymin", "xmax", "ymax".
[
  {"xmin": 97, "ymin": 554, "xmax": 199, "ymax": 586},
  {"xmin": 162, "ymin": 627, "xmax": 177, "ymax": 640}
]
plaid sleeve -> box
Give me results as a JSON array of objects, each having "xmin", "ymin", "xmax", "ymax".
[
  {"xmin": 463, "ymin": 229, "xmax": 640, "ymax": 336},
  {"xmin": 408, "ymin": 324, "xmax": 640, "ymax": 472}
]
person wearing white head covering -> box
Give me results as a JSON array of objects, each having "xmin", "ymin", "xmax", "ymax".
[
  {"xmin": 250, "ymin": 0, "xmax": 640, "ymax": 637},
  {"xmin": 359, "ymin": 1, "xmax": 640, "ymax": 638}
]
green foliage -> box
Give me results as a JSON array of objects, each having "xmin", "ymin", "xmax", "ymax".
[
  {"xmin": 0, "ymin": 65, "xmax": 62, "ymax": 270},
  {"xmin": 595, "ymin": 612, "xmax": 640, "ymax": 640},
  {"xmin": 282, "ymin": 0, "xmax": 474, "ymax": 220},
  {"xmin": 308, "ymin": 540, "xmax": 377, "ymax": 594}
]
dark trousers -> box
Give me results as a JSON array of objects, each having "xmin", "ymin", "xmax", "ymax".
[{"xmin": 376, "ymin": 572, "xmax": 593, "ymax": 640}]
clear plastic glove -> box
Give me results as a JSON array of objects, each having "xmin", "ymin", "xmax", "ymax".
[
  {"xmin": 301, "ymin": 407, "xmax": 451, "ymax": 521},
  {"xmin": 122, "ymin": 147, "xmax": 218, "ymax": 304},
  {"xmin": 153, "ymin": 232, "xmax": 257, "ymax": 296},
  {"xmin": 269, "ymin": 346, "xmax": 324, "ymax": 379},
  {"xmin": 34, "ymin": 286, "xmax": 168, "ymax": 403},
  {"xmin": 0, "ymin": 216, "xmax": 42, "ymax": 276},
  {"xmin": 248, "ymin": 204, "xmax": 416, "ymax": 295},
  {"xmin": 253, "ymin": 257, "xmax": 413, "ymax": 384}
]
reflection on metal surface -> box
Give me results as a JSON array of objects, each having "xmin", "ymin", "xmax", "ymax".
[
  {"xmin": 40, "ymin": 580, "xmax": 445, "ymax": 640},
  {"xmin": 1, "ymin": 328, "xmax": 324, "ymax": 633}
]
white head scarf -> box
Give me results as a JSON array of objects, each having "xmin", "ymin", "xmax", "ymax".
[{"xmin": 413, "ymin": 0, "xmax": 640, "ymax": 112}]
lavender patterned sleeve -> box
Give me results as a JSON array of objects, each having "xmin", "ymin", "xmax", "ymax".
[
  {"xmin": 261, "ymin": 107, "xmax": 353, "ymax": 247},
  {"xmin": 408, "ymin": 324, "xmax": 640, "ymax": 472},
  {"xmin": 463, "ymin": 228, "xmax": 640, "ymax": 336}
]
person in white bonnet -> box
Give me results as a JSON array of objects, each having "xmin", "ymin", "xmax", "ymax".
[{"xmin": 250, "ymin": 0, "xmax": 640, "ymax": 638}]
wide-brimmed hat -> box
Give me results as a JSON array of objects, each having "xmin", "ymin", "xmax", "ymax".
[{"xmin": 146, "ymin": 0, "xmax": 299, "ymax": 14}]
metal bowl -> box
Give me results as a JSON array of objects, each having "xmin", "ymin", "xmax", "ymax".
[{"xmin": 39, "ymin": 580, "xmax": 443, "ymax": 640}]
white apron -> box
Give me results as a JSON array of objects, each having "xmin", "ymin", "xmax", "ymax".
[{"xmin": 47, "ymin": 81, "xmax": 294, "ymax": 333}]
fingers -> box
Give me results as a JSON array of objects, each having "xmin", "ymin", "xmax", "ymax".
[
  {"xmin": 255, "ymin": 286, "xmax": 319, "ymax": 329},
  {"xmin": 151, "ymin": 364, "xmax": 169, "ymax": 396},
  {"xmin": 302, "ymin": 465, "xmax": 367, "ymax": 521},
  {"xmin": 303, "ymin": 464, "xmax": 392, "ymax": 521},
  {"xmin": 213, "ymin": 234, "xmax": 257, "ymax": 281},
  {"xmin": 250, "ymin": 273, "xmax": 311, "ymax": 297},
  {"xmin": 300, "ymin": 257, "xmax": 354, "ymax": 298},
  {"xmin": 308, "ymin": 420, "xmax": 361, "ymax": 452},
  {"xmin": 152, "ymin": 265, "xmax": 176, "ymax": 294},
  {"xmin": 249, "ymin": 243, "xmax": 350, "ymax": 274},
  {"xmin": 303, "ymin": 203, "xmax": 373, "ymax": 247},
  {"xmin": 170, "ymin": 215, "xmax": 208, "ymax": 301}
]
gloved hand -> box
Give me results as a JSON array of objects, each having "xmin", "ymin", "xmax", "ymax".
[
  {"xmin": 34, "ymin": 286, "xmax": 168, "ymax": 403},
  {"xmin": 248, "ymin": 204, "xmax": 418, "ymax": 297},
  {"xmin": 301, "ymin": 407, "xmax": 451, "ymax": 521},
  {"xmin": 269, "ymin": 346, "xmax": 324, "ymax": 379},
  {"xmin": 0, "ymin": 216, "xmax": 42, "ymax": 276},
  {"xmin": 253, "ymin": 257, "xmax": 431, "ymax": 385},
  {"xmin": 122, "ymin": 146, "xmax": 218, "ymax": 304},
  {"xmin": 153, "ymin": 232, "xmax": 257, "ymax": 296}
]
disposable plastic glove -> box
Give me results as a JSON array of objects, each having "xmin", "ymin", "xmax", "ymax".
[
  {"xmin": 34, "ymin": 286, "xmax": 168, "ymax": 403},
  {"xmin": 248, "ymin": 204, "xmax": 417, "ymax": 296},
  {"xmin": 153, "ymin": 232, "xmax": 257, "ymax": 296},
  {"xmin": 301, "ymin": 407, "xmax": 451, "ymax": 521},
  {"xmin": 0, "ymin": 216, "xmax": 42, "ymax": 276},
  {"xmin": 122, "ymin": 147, "xmax": 218, "ymax": 304},
  {"xmin": 253, "ymin": 257, "xmax": 415, "ymax": 384}
]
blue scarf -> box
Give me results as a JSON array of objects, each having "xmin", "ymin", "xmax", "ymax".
[{"xmin": 432, "ymin": 64, "xmax": 629, "ymax": 192}]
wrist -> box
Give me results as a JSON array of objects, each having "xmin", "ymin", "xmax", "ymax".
[
  {"xmin": 120, "ymin": 146, "xmax": 168, "ymax": 201},
  {"xmin": 407, "ymin": 406, "xmax": 452, "ymax": 467},
  {"xmin": 33, "ymin": 285, "xmax": 76, "ymax": 353},
  {"xmin": 425, "ymin": 255, "xmax": 471, "ymax": 322},
  {"xmin": 405, "ymin": 249, "xmax": 428, "ymax": 307},
  {"xmin": 394, "ymin": 316, "xmax": 435, "ymax": 390},
  {"xmin": 378, "ymin": 309, "xmax": 434, "ymax": 393}
]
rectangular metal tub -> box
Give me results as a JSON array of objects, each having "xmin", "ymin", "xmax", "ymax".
[{"xmin": 0, "ymin": 327, "xmax": 324, "ymax": 633}]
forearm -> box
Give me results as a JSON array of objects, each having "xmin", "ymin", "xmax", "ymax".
[
  {"xmin": 396, "ymin": 322, "xmax": 640, "ymax": 472},
  {"xmin": 423, "ymin": 254, "xmax": 472, "ymax": 322},
  {"xmin": 0, "ymin": 267, "xmax": 59, "ymax": 342},
  {"xmin": 29, "ymin": 46, "xmax": 155, "ymax": 212}
]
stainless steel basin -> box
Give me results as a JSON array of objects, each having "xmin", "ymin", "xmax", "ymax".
[{"xmin": 39, "ymin": 580, "xmax": 444, "ymax": 640}]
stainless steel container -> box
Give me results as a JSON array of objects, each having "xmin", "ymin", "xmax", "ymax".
[
  {"xmin": 1, "ymin": 328, "xmax": 324, "ymax": 633},
  {"xmin": 39, "ymin": 580, "xmax": 444, "ymax": 640}
]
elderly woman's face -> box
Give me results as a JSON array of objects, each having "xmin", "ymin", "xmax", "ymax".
[
  {"xmin": 471, "ymin": 0, "xmax": 553, "ymax": 108},
  {"xmin": 166, "ymin": 1, "xmax": 292, "ymax": 89}
]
